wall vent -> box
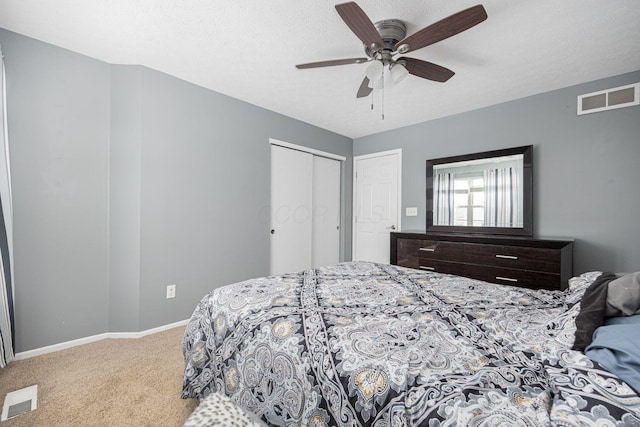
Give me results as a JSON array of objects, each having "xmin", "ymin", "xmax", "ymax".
[{"xmin": 577, "ymin": 82, "xmax": 639, "ymax": 115}]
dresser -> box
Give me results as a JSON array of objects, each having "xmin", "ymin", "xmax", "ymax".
[{"xmin": 390, "ymin": 232, "xmax": 573, "ymax": 291}]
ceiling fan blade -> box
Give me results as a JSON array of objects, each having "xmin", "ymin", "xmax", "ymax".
[
  {"xmin": 296, "ymin": 57, "xmax": 368, "ymax": 69},
  {"xmin": 335, "ymin": 2, "xmax": 384, "ymax": 50},
  {"xmin": 395, "ymin": 5, "xmax": 487, "ymax": 54},
  {"xmin": 400, "ymin": 57, "xmax": 455, "ymax": 82},
  {"xmin": 356, "ymin": 77, "xmax": 373, "ymax": 98}
]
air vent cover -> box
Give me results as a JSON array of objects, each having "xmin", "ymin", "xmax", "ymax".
[
  {"xmin": 578, "ymin": 83, "xmax": 639, "ymax": 115},
  {"xmin": 1, "ymin": 385, "xmax": 38, "ymax": 421}
]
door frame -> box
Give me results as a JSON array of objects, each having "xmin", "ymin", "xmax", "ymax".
[
  {"xmin": 352, "ymin": 149, "xmax": 402, "ymax": 261},
  {"xmin": 269, "ymin": 138, "xmax": 346, "ymax": 161}
]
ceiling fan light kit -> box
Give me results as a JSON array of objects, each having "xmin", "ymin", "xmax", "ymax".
[
  {"xmin": 365, "ymin": 60, "xmax": 383, "ymax": 81},
  {"xmin": 390, "ymin": 62, "xmax": 409, "ymax": 85},
  {"xmin": 296, "ymin": 2, "xmax": 488, "ymax": 115},
  {"xmin": 365, "ymin": 61, "xmax": 408, "ymax": 89}
]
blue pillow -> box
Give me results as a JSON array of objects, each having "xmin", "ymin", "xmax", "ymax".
[{"xmin": 585, "ymin": 314, "xmax": 640, "ymax": 394}]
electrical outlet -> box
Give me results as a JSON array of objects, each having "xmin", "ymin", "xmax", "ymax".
[{"xmin": 166, "ymin": 284, "xmax": 176, "ymax": 299}]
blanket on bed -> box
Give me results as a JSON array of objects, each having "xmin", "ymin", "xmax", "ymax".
[{"xmin": 182, "ymin": 262, "xmax": 640, "ymax": 426}]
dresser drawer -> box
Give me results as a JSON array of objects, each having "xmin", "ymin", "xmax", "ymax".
[
  {"xmin": 464, "ymin": 243, "xmax": 560, "ymax": 273},
  {"xmin": 466, "ymin": 265, "xmax": 561, "ymax": 290},
  {"xmin": 396, "ymin": 239, "xmax": 420, "ymax": 268},
  {"xmin": 417, "ymin": 240, "xmax": 465, "ymax": 262},
  {"xmin": 417, "ymin": 259, "xmax": 466, "ymax": 276}
]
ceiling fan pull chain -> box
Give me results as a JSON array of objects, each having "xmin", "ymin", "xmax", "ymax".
[{"xmin": 381, "ymin": 67, "xmax": 385, "ymax": 120}]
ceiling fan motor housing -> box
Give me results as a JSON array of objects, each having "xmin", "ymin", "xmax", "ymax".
[{"xmin": 364, "ymin": 19, "xmax": 406, "ymax": 58}]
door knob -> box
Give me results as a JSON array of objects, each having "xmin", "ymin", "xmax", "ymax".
[
  {"xmin": 270, "ymin": 229, "xmax": 275, "ymax": 234},
  {"xmin": 387, "ymin": 225, "xmax": 396, "ymax": 230}
]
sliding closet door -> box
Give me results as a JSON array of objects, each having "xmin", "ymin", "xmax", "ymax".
[
  {"xmin": 312, "ymin": 156, "xmax": 340, "ymax": 268},
  {"xmin": 270, "ymin": 145, "xmax": 313, "ymax": 275}
]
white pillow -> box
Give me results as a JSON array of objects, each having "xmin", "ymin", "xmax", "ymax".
[{"xmin": 606, "ymin": 272, "xmax": 640, "ymax": 317}]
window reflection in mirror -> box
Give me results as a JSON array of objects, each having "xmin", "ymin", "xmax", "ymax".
[
  {"xmin": 433, "ymin": 154, "xmax": 524, "ymax": 228},
  {"xmin": 452, "ymin": 172, "xmax": 485, "ymax": 226}
]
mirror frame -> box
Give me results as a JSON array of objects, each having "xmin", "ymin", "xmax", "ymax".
[{"xmin": 426, "ymin": 145, "xmax": 533, "ymax": 236}]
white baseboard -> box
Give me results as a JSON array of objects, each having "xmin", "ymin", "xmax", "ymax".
[{"xmin": 14, "ymin": 319, "xmax": 190, "ymax": 361}]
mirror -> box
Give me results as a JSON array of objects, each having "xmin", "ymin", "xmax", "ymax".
[{"xmin": 426, "ymin": 145, "xmax": 533, "ymax": 236}]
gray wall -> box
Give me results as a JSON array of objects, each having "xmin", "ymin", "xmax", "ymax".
[
  {"xmin": 1, "ymin": 30, "xmax": 111, "ymax": 351},
  {"xmin": 135, "ymin": 67, "xmax": 353, "ymax": 330},
  {"xmin": 354, "ymin": 70, "xmax": 640, "ymax": 275},
  {"xmin": 109, "ymin": 66, "xmax": 143, "ymax": 332},
  {"xmin": 1, "ymin": 29, "xmax": 352, "ymax": 352}
]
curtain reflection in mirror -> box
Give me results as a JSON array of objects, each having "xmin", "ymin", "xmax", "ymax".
[
  {"xmin": 484, "ymin": 166, "xmax": 522, "ymax": 228},
  {"xmin": 434, "ymin": 172, "xmax": 454, "ymax": 225}
]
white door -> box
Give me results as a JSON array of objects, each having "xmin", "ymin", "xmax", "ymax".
[
  {"xmin": 270, "ymin": 145, "xmax": 313, "ymax": 275},
  {"xmin": 353, "ymin": 150, "xmax": 401, "ymax": 263},
  {"xmin": 312, "ymin": 156, "xmax": 340, "ymax": 267}
]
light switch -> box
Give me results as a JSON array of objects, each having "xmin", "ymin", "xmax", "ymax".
[{"xmin": 406, "ymin": 207, "xmax": 418, "ymax": 217}]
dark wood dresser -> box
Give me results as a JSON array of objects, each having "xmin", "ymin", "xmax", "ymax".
[{"xmin": 390, "ymin": 232, "xmax": 573, "ymax": 291}]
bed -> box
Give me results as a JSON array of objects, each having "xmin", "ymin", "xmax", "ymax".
[{"xmin": 182, "ymin": 262, "xmax": 640, "ymax": 426}]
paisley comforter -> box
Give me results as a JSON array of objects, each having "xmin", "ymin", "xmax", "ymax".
[{"xmin": 182, "ymin": 262, "xmax": 640, "ymax": 426}]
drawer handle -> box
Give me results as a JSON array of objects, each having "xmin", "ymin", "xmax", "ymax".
[
  {"xmin": 495, "ymin": 254, "xmax": 518, "ymax": 260},
  {"xmin": 419, "ymin": 247, "xmax": 435, "ymax": 252},
  {"xmin": 419, "ymin": 266, "xmax": 435, "ymax": 271},
  {"xmin": 496, "ymin": 276, "xmax": 518, "ymax": 282}
]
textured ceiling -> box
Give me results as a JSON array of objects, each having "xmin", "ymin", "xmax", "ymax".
[{"xmin": 1, "ymin": 0, "xmax": 639, "ymax": 138}]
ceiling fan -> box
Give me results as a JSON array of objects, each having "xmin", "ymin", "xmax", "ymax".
[{"xmin": 296, "ymin": 2, "xmax": 488, "ymax": 98}]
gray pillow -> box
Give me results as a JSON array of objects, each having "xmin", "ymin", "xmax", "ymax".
[{"xmin": 605, "ymin": 272, "xmax": 640, "ymax": 317}]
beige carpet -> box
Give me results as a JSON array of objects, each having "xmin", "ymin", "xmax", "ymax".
[{"xmin": 0, "ymin": 326, "xmax": 198, "ymax": 426}]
